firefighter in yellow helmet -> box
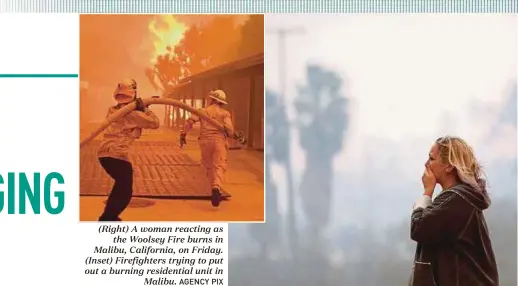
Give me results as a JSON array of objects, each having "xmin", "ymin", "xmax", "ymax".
[
  {"xmin": 97, "ymin": 79, "xmax": 160, "ymax": 221},
  {"xmin": 182, "ymin": 89, "xmax": 234, "ymax": 207}
]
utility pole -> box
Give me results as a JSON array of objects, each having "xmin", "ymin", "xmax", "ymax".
[{"xmin": 268, "ymin": 27, "xmax": 305, "ymax": 260}]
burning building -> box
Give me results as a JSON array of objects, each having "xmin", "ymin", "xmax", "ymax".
[{"xmin": 163, "ymin": 53, "xmax": 264, "ymax": 150}]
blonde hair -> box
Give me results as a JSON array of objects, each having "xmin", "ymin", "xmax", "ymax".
[{"xmin": 435, "ymin": 136, "xmax": 489, "ymax": 199}]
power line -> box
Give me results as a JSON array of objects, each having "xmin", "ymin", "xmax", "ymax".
[{"xmin": 268, "ymin": 27, "xmax": 306, "ymax": 105}]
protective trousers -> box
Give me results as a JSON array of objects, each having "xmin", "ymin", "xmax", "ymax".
[
  {"xmin": 98, "ymin": 157, "xmax": 133, "ymax": 221},
  {"xmin": 199, "ymin": 138, "xmax": 228, "ymax": 189}
]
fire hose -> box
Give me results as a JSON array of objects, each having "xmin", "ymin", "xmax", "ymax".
[{"xmin": 79, "ymin": 97, "xmax": 247, "ymax": 149}]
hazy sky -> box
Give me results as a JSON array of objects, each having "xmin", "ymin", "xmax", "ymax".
[{"xmin": 266, "ymin": 14, "xmax": 517, "ymax": 218}]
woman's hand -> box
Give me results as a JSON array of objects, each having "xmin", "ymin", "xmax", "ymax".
[{"xmin": 422, "ymin": 166, "xmax": 436, "ymax": 196}]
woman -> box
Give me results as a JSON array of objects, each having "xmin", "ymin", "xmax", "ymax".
[
  {"xmin": 97, "ymin": 79, "xmax": 160, "ymax": 221},
  {"xmin": 410, "ymin": 136, "xmax": 498, "ymax": 286}
]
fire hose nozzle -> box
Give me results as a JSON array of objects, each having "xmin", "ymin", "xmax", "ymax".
[{"xmin": 234, "ymin": 131, "xmax": 247, "ymax": 145}]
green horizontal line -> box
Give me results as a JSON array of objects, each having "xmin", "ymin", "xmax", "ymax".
[{"xmin": 0, "ymin": 74, "xmax": 78, "ymax": 78}]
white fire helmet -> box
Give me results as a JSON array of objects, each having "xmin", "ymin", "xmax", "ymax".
[
  {"xmin": 113, "ymin": 79, "xmax": 137, "ymax": 104},
  {"xmin": 209, "ymin": 89, "xmax": 227, "ymax": 105}
]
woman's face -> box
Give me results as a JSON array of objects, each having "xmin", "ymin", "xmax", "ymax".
[{"xmin": 425, "ymin": 143, "xmax": 451, "ymax": 182}]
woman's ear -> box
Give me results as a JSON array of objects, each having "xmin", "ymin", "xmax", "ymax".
[{"xmin": 445, "ymin": 164, "xmax": 455, "ymax": 173}]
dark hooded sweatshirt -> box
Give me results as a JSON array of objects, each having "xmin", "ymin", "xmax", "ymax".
[{"xmin": 409, "ymin": 183, "xmax": 498, "ymax": 286}]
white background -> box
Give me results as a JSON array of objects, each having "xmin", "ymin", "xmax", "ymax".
[{"xmin": 0, "ymin": 14, "xmax": 228, "ymax": 286}]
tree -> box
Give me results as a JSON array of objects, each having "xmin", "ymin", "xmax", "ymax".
[
  {"xmin": 266, "ymin": 87, "xmax": 298, "ymax": 258},
  {"xmin": 295, "ymin": 65, "xmax": 348, "ymax": 234},
  {"xmin": 146, "ymin": 45, "xmax": 188, "ymax": 92},
  {"xmin": 147, "ymin": 15, "xmax": 247, "ymax": 90},
  {"xmin": 179, "ymin": 25, "xmax": 206, "ymax": 73}
]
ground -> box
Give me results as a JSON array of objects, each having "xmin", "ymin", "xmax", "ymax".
[{"xmin": 79, "ymin": 123, "xmax": 264, "ymax": 222}]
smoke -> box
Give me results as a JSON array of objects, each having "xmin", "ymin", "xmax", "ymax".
[
  {"xmin": 229, "ymin": 14, "xmax": 517, "ymax": 286},
  {"xmin": 79, "ymin": 14, "xmax": 252, "ymax": 123},
  {"xmin": 80, "ymin": 15, "xmax": 159, "ymax": 123}
]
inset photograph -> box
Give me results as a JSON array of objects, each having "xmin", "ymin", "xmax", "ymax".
[{"xmin": 79, "ymin": 14, "xmax": 265, "ymax": 222}]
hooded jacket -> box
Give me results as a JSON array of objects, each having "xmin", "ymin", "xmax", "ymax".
[
  {"xmin": 97, "ymin": 105, "xmax": 160, "ymax": 161},
  {"xmin": 409, "ymin": 183, "xmax": 498, "ymax": 286}
]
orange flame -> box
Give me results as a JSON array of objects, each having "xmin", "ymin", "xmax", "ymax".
[{"xmin": 148, "ymin": 15, "xmax": 188, "ymax": 64}]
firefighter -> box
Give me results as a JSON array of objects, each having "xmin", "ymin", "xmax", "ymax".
[
  {"xmin": 181, "ymin": 89, "xmax": 234, "ymax": 207},
  {"xmin": 97, "ymin": 79, "xmax": 160, "ymax": 221}
]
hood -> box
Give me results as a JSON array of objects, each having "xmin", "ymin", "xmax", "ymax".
[{"xmin": 450, "ymin": 181, "xmax": 490, "ymax": 211}]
